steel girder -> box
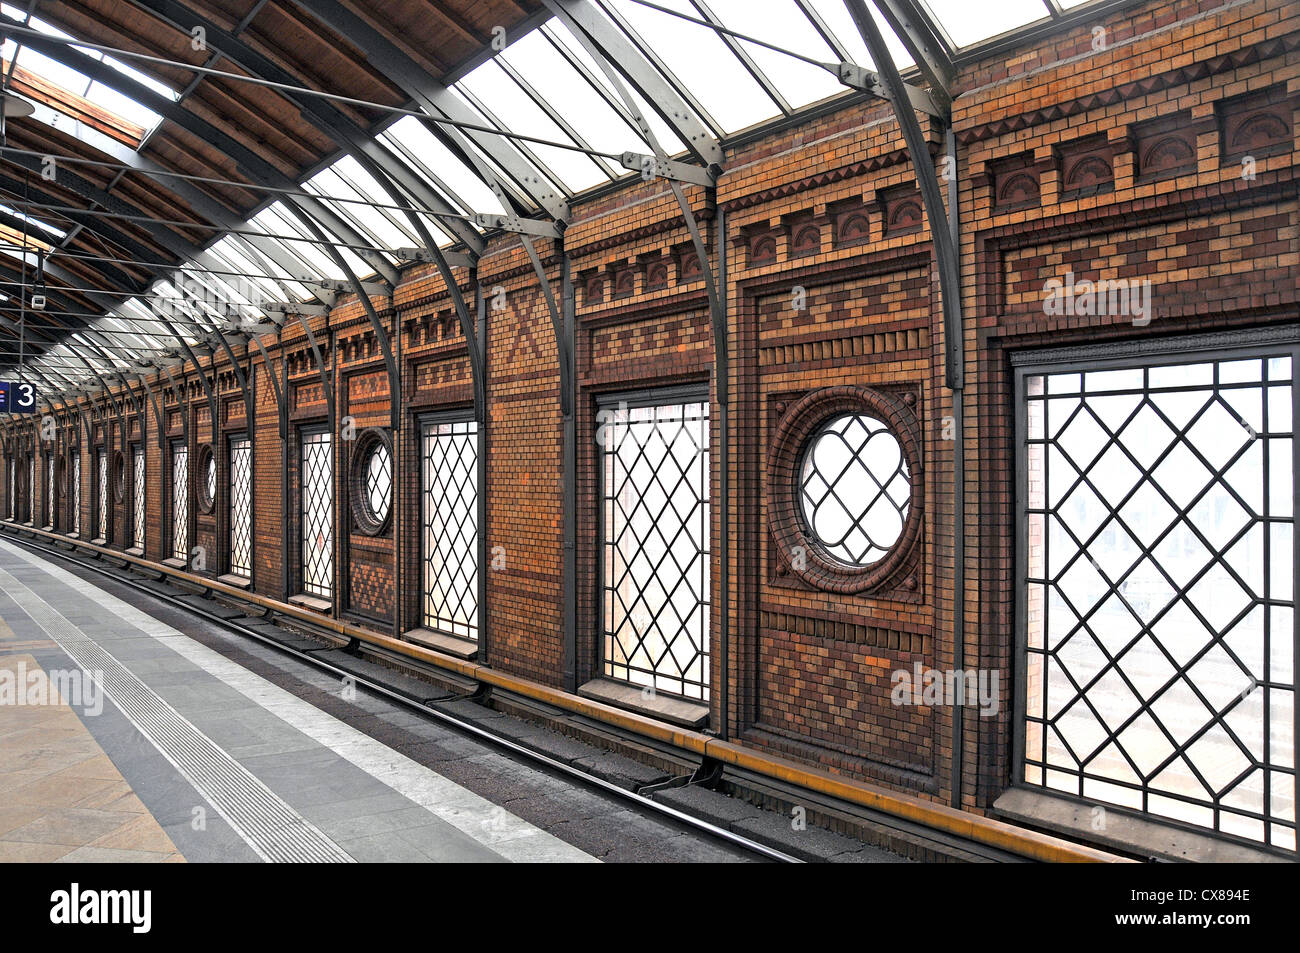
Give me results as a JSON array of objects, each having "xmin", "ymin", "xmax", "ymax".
[
  {"xmin": 122, "ymin": 0, "xmax": 487, "ymax": 259},
  {"xmin": 286, "ymin": 0, "xmax": 569, "ymax": 221},
  {"xmin": 871, "ymin": 0, "xmax": 955, "ymax": 108},
  {"xmin": 844, "ymin": 0, "xmax": 962, "ymax": 390},
  {"xmin": 0, "ymin": 10, "xmax": 400, "ymax": 287}
]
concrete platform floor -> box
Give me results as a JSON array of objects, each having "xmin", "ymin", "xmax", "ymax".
[{"xmin": 0, "ymin": 538, "xmax": 761, "ymax": 863}]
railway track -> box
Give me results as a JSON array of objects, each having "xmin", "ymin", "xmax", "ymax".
[
  {"xmin": 1, "ymin": 525, "xmax": 806, "ymax": 863},
  {"xmin": 1, "ymin": 522, "xmax": 1130, "ymax": 863}
]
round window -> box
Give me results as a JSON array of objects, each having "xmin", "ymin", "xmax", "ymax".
[
  {"xmin": 798, "ymin": 414, "xmax": 910, "ymax": 567},
  {"xmin": 767, "ymin": 386, "xmax": 922, "ymax": 594},
  {"xmin": 197, "ymin": 445, "xmax": 216, "ymax": 512},
  {"xmin": 351, "ymin": 430, "xmax": 392, "ymax": 534}
]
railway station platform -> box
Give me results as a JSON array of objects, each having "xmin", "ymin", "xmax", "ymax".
[
  {"xmin": 0, "ymin": 536, "xmax": 916, "ymax": 864},
  {"xmin": 0, "ymin": 0, "xmax": 1294, "ymax": 924}
]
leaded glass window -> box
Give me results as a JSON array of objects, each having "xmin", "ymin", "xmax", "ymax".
[
  {"xmin": 97, "ymin": 448, "xmax": 107, "ymax": 540},
  {"xmin": 421, "ymin": 418, "xmax": 478, "ymax": 640},
  {"xmin": 229, "ymin": 437, "xmax": 252, "ymax": 578},
  {"xmin": 600, "ymin": 395, "xmax": 710, "ymax": 701},
  {"xmin": 1018, "ymin": 340, "xmax": 1297, "ymax": 850},
  {"xmin": 799, "ymin": 414, "xmax": 910, "ymax": 567},
  {"xmin": 300, "ymin": 430, "xmax": 333, "ymax": 599},
  {"xmin": 132, "ymin": 446, "xmax": 145, "ymax": 549},
  {"xmin": 70, "ymin": 453, "xmax": 80, "ymax": 536},
  {"xmin": 365, "ymin": 441, "xmax": 391, "ymax": 526},
  {"xmin": 171, "ymin": 443, "xmax": 188, "ymax": 561}
]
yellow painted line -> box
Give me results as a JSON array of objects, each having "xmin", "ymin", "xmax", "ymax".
[{"xmin": 2, "ymin": 521, "xmax": 1129, "ymax": 863}]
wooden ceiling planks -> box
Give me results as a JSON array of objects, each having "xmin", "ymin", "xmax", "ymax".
[{"xmin": 0, "ymin": 0, "xmax": 545, "ymax": 355}]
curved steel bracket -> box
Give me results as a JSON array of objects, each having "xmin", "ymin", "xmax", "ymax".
[{"xmin": 845, "ymin": 0, "xmax": 962, "ymax": 390}]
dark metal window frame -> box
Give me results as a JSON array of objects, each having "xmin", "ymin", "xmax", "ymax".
[
  {"xmin": 196, "ymin": 442, "xmax": 217, "ymax": 514},
  {"xmin": 1011, "ymin": 326, "xmax": 1300, "ymax": 851},
  {"xmin": 228, "ymin": 432, "xmax": 252, "ymax": 579},
  {"xmin": 298, "ymin": 424, "xmax": 334, "ymax": 601},
  {"xmin": 111, "ymin": 449, "xmax": 126, "ymax": 505},
  {"xmin": 796, "ymin": 411, "xmax": 912, "ymax": 569},
  {"xmin": 67, "ymin": 448, "xmax": 80, "ymax": 537},
  {"xmin": 418, "ymin": 408, "xmax": 479, "ymax": 641},
  {"xmin": 596, "ymin": 382, "xmax": 712, "ymax": 703},
  {"xmin": 131, "ymin": 443, "xmax": 145, "ymax": 550},
  {"xmin": 170, "ymin": 439, "xmax": 188, "ymax": 562},
  {"xmin": 95, "ymin": 445, "xmax": 107, "ymax": 541}
]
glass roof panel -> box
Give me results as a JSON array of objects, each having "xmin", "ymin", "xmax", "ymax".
[
  {"xmin": 204, "ymin": 240, "xmax": 284, "ymax": 305},
  {"xmin": 380, "ymin": 116, "xmax": 502, "ymax": 216},
  {"xmin": 921, "ymin": 0, "xmax": 1052, "ymax": 50},
  {"xmin": 455, "ymin": 58, "xmax": 609, "ymax": 193},
  {"xmin": 606, "ymin": 0, "xmax": 779, "ymax": 134},
  {"xmin": 229, "ymin": 237, "xmax": 314, "ymax": 301},
  {"xmin": 252, "ymin": 203, "xmax": 345, "ymax": 281},
  {"xmin": 1, "ymin": 5, "xmax": 177, "ymax": 145},
  {"xmin": 541, "ymin": 23, "xmax": 686, "ymax": 155},
  {"xmin": 305, "ymin": 158, "xmax": 414, "ymax": 250},
  {"xmin": 691, "ymin": 0, "xmax": 848, "ymax": 109},
  {"xmin": 495, "ymin": 30, "xmax": 646, "ymax": 166}
]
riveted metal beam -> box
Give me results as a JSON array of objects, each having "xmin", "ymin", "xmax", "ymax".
[
  {"xmin": 544, "ymin": 0, "xmax": 723, "ymax": 169},
  {"xmin": 286, "ymin": 0, "xmax": 570, "ymax": 221}
]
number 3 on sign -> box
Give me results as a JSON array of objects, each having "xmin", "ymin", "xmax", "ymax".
[{"xmin": 0, "ymin": 381, "xmax": 37, "ymax": 413}]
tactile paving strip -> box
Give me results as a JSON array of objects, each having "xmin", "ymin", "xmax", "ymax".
[{"xmin": 0, "ymin": 566, "xmax": 353, "ymax": 864}]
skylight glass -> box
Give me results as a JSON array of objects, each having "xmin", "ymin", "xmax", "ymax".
[
  {"xmin": 305, "ymin": 156, "xmax": 416, "ymax": 250},
  {"xmin": 608, "ymin": 0, "xmax": 776, "ymax": 134},
  {"xmin": 541, "ymin": 23, "xmax": 685, "ymax": 155},
  {"xmin": 456, "ymin": 61, "xmax": 607, "ymax": 194},
  {"xmin": 381, "ymin": 116, "xmax": 502, "ymax": 216},
  {"xmin": 920, "ymin": 0, "xmax": 1052, "ymax": 50},
  {"xmin": 702, "ymin": 0, "xmax": 850, "ymax": 107},
  {"xmin": 1, "ymin": 5, "xmax": 178, "ymax": 146},
  {"xmin": 500, "ymin": 29, "xmax": 648, "ymax": 164}
]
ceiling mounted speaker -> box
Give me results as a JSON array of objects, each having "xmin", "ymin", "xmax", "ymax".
[{"xmin": 2, "ymin": 93, "xmax": 35, "ymax": 118}]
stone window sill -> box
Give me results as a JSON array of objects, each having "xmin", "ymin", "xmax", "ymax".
[
  {"xmin": 403, "ymin": 627, "xmax": 477, "ymax": 659},
  {"xmin": 289, "ymin": 593, "xmax": 331, "ymax": 613},
  {"xmin": 992, "ymin": 787, "xmax": 1291, "ymax": 863},
  {"xmin": 577, "ymin": 678, "xmax": 709, "ymax": 729}
]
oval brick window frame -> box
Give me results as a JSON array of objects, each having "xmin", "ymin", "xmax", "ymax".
[
  {"xmin": 349, "ymin": 428, "xmax": 393, "ymax": 537},
  {"xmin": 196, "ymin": 444, "xmax": 216, "ymax": 514},
  {"xmin": 767, "ymin": 385, "xmax": 923, "ymax": 594}
]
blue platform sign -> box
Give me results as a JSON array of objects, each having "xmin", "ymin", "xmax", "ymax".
[{"xmin": 0, "ymin": 381, "xmax": 37, "ymax": 413}]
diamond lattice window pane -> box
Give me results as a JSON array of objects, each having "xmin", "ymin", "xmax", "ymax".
[
  {"xmin": 71, "ymin": 454, "xmax": 79, "ymax": 535},
  {"xmin": 230, "ymin": 437, "xmax": 251, "ymax": 577},
  {"xmin": 132, "ymin": 447, "xmax": 145, "ymax": 548},
  {"xmin": 171, "ymin": 444, "xmax": 187, "ymax": 560},
  {"xmin": 600, "ymin": 398, "xmax": 710, "ymax": 701},
  {"xmin": 300, "ymin": 431, "xmax": 333, "ymax": 599},
  {"xmin": 1022, "ymin": 347, "xmax": 1296, "ymax": 849},
  {"xmin": 422, "ymin": 419, "xmax": 478, "ymax": 640},
  {"xmin": 97, "ymin": 449, "xmax": 107, "ymax": 540},
  {"xmin": 799, "ymin": 414, "xmax": 910, "ymax": 566},
  {"xmin": 365, "ymin": 441, "xmax": 391, "ymax": 525}
]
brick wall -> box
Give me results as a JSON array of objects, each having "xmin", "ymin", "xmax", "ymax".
[{"xmin": 3, "ymin": 0, "xmax": 1294, "ymax": 814}]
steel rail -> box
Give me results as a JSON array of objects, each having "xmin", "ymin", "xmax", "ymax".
[{"xmin": 0, "ymin": 524, "xmax": 803, "ymax": 864}]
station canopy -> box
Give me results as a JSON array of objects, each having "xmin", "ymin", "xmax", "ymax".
[{"xmin": 0, "ymin": 0, "xmax": 1126, "ymax": 395}]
